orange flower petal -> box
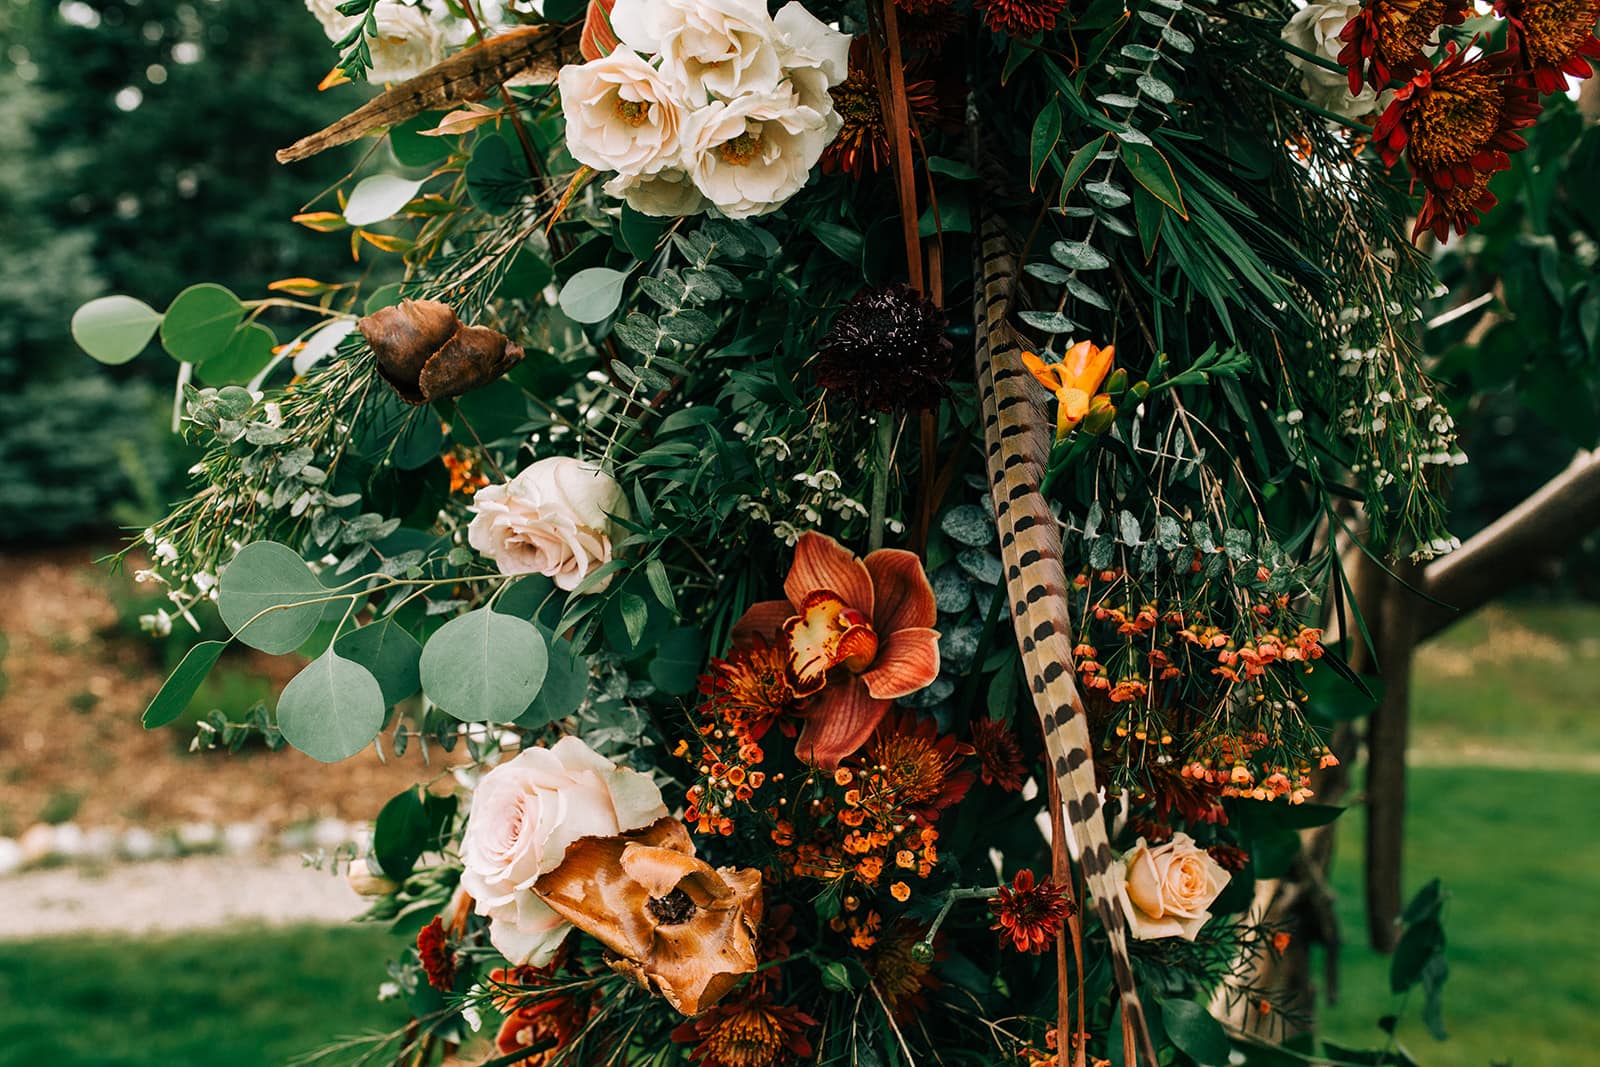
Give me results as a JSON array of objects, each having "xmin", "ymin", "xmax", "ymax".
[
  {"xmin": 578, "ymin": 0, "xmax": 619, "ymax": 60},
  {"xmin": 859, "ymin": 626, "xmax": 940, "ymax": 700},
  {"xmin": 785, "ymin": 532, "xmax": 874, "ymax": 618},
  {"xmin": 863, "ymin": 548, "xmax": 937, "ymax": 633},
  {"xmin": 1021, "ymin": 351, "xmax": 1062, "ymax": 392},
  {"xmin": 793, "ymin": 680, "xmax": 891, "ymax": 769},
  {"xmin": 731, "ymin": 599, "xmax": 795, "ymax": 646}
]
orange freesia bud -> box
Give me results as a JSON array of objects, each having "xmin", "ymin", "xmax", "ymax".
[{"xmin": 1022, "ymin": 343, "xmax": 1116, "ymax": 441}]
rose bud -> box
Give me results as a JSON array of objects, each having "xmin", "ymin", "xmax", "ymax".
[{"xmin": 358, "ymin": 298, "xmax": 524, "ymax": 405}]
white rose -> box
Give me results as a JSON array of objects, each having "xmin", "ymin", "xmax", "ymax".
[
  {"xmin": 773, "ymin": 2, "xmax": 851, "ymax": 100},
  {"xmin": 1116, "ymin": 833, "xmax": 1232, "ymax": 941},
  {"xmin": 684, "ymin": 89, "xmax": 833, "ymax": 219},
  {"xmin": 304, "ymin": 0, "xmax": 443, "ymax": 83},
  {"xmin": 468, "ymin": 457, "xmax": 628, "ymax": 592},
  {"xmin": 610, "ymin": 0, "xmax": 782, "ymax": 102},
  {"xmin": 1280, "ymin": 1, "xmax": 1380, "ymax": 119},
  {"xmin": 459, "ymin": 736, "xmax": 668, "ymax": 965},
  {"xmin": 603, "ymin": 167, "xmax": 710, "ymax": 217},
  {"xmin": 559, "ymin": 50, "xmax": 689, "ymax": 177}
]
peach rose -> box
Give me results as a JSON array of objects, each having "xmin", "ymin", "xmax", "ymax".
[
  {"xmin": 1116, "ymin": 833, "xmax": 1231, "ymax": 941},
  {"xmin": 459, "ymin": 737, "xmax": 668, "ymax": 965},
  {"xmin": 468, "ymin": 457, "xmax": 628, "ymax": 591}
]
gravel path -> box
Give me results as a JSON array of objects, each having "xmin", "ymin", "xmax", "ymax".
[{"xmin": 0, "ymin": 855, "xmax": 365, "ymax": 940}]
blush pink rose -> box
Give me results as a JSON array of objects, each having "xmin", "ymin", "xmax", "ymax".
[
  {"xmin": 468, "ymin": 457, "xmax": 628, "ymax": 592},
  {"xmin": 459, "ymin": 736, "xmax": 668, "ymax": 965},
  {"xmin": 1116, "ymin": 833, "xmax": 1231, "ymax": 941}
]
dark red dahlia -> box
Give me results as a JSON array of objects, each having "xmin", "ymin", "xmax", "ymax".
[
  {"xmin": 1495, "ymin": 0, "xmax": 1600, "ymax": 93},
  {"xmin": 416, "ymin": 916, "xmax": 456, "ymax": 992},
  {"xmin": 977, "ymin": 0, "xmax": 1070, "ymax": 36},
  {"xmin": 814, "ymin": 285, "xmax": 953, "ymax": 412},
  {"xmin": 990, "ymin": 869, "xmax": 1075, "ymax": 954},
  {"xmin": 1337, "ymin": 0, "xmax": 1474, "ymax": 93},
  {"xmin": 1371, "ymin": 46, "xmax": 1542, "ymax": 239},
  {"xmin": 670, "ymin": 994, "xmax": 817, "ymax": 1067},
  {"xmin": 970, "ymin": 716, "xmax": 1028, "ymax": 793}
]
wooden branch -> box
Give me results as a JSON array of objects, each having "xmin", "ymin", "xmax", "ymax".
[
  {"xmin": 1363, "ymin": 558, "xmax": 1423, "ymax": 950},
  {"xmin": 1417, "ymin": 450, "xmax": 1600, "ymax": 640}
]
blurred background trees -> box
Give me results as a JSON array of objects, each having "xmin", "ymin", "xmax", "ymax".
[{"xmin": 0, "ymin": 0, "xmax": 361, "ymax": 541}]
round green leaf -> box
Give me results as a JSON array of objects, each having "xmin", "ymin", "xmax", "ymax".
[
  {"xmin": 389, "ymin": 112, "xmax": 454, "ymax": 166},
  {"xmin": 335, "ymin": 618, "xmax": 423, "ymax": 707},
  {"xmin": 196, "ymin": 322, "xmax": 276, "ymax": 386},
  {"xmin": 465, "ymin": 133, "xmax": 528, "ymax": 216},
  {"xmin": 218, "ymin": 541, "xmax": 332, "ymax": 654},
  {"xmin": 558, "ymin": 267, "xmax": 628, "ymax": 324},
  {"xmin": 517, "ymin": 633, "xmax": 587, "ymax": 728},
  {"xmin": 344, "ymin": 174, "xmax": 425, "ymax": 227},
  {"xmin": 1161, "ymin": 999, "xmax": 1231, "ymax": 1067},
  {"xmin": 72, "ymin": 295, "xmax": 161, "ymax": 365},
  {"xmin": 276, "ymin": 649, "xmax": 386, "ymax": 763},
  {"xmin": 142, "ymin": 640, "xmax": 227, "ymax": 729},
  {"xmin": 160, "ymin": 283, "xmax": 245, "ymax": 363},
  {"xmin": 647, "ymin": 626, "xmax": 705, "ymax": 695},
  {"xmin": 420, "ymin": 608, "xmax": 548, "ymax": 722}
]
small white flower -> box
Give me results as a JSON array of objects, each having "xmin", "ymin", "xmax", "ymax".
[
  {"xmin": 1285, "ymin": 409, "xmax": 1304, "ymax": 425},
  {"xmin": 154, "ymin": 539, "xmax": 179, "ymax": 565}
]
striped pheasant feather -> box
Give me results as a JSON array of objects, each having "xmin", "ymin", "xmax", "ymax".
[{"xmin": 975, "ymin": 212, "xmax": 1157, "ymax": 1066}]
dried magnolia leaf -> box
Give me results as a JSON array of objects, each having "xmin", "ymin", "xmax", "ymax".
[
  {"xmin": 534, "ymin": 817, "xmax": 763, "ymax": 1016},
  {"xmin": 418, "ymin": 104, "xmax": 501, "ymax": 137},
  {"xmin": 358, "ymin": 299, "xmax": 523, "ymax": 404},
  {"xmin": 277, "ymin": 25, "xmax": 569, "ymax": 164}
]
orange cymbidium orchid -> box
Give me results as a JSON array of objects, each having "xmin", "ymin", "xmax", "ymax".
[
  {"xmin": 534, "ymin": 817, "xmax": 763, "ymax": 1016},
  {"xmin": 733, "ymin": 532, "xmax": 940, "ymax": 769},
  {"xmin": 1022, "ymin": 340, "xmax": 1115, "ymax": 440}
]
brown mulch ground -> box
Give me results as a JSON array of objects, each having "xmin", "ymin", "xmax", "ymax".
[{"xmin": 0, "ymin": 545, "xmax": 437, "ymax": 836}]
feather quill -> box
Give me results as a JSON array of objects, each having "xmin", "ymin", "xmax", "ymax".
[{"xmin": 974, "ymin": 210, "xmax": 1158, "ymax": 1066}]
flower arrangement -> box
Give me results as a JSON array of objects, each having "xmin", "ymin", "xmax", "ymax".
[{"xmin": 70, "ymin": 0, "xmax": 1595, "ymax": 1064}]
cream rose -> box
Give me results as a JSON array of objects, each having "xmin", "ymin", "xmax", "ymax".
[
  {"xmin": 603, "ymin": 168, "xmax": 710, "ymax": 217},
  {"xmin": 772, "ymin": 2, "xmax": 851, "ymax": 112},
  {"xmin": 460, "ymin": 736, "xmax": 669, "ymax": 965},
  {"xmin": 610, "ymin": 0, "xmax": 782, "ymax": 102},
  {"xmin": 305, "ymin": 0, "xmax": 443, "ymax": 84},
  {"xmin": 468, "ymin": 457, "xmax": 628, "ymax": 591},
  {"xmin": 684, "ymin": 89, "xmax": 833, "ymax": 219},
  {"xmin": 559, "ymin": 50, "xmax": 688, "ymax": 177},
  {"xmin": 1116, "ymin": 833, "xmax": 1231, "ymax": 941},
  {"xmin": 1280, "ymin": 1, "xmax": 1381, "ymax": 120}
]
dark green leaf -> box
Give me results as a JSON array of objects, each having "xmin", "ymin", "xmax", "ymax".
[{"xmin": 143, "ymin": 641, "xmax": 227, "ymax": 729}]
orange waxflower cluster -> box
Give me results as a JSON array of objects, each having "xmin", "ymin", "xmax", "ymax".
[
  {"xmin": 440, "ymin": 445, "xmax": 489, "ymax": 495},
  {"xmin": 1177, "ymin": 731, "xmax": 1339, "ymax": 804},
  {"xmin": 768, "ymin": 714, "xmax": 971, "ymax": 948}
]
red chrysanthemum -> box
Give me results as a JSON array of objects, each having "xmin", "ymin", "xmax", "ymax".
[
  {"xmin": 670, "ymin": 994, "xmax": 817, "ymax": 1067},
  {"xmin": 822, "ymin": 43, "xmax": 944, "ymax": 179},
  {"xmin": 1371, "ymin": 46, "xmax": 1542, "ymax": 239},
  {"xmin": 977, "ymin": 0, "xmax": 1070, "ymax": 36},
  {"xmin": 1496, "ymin": 0, "xmax": 1600, "ymax": 93},
  {"xmin": 1337, "ymin": 0, "xmax": 1474, "ymax": 93},
  {"xmin": 865, "ymin": 920, "xmax": 941, "ymax": 1018},
  {"xmin": 699, "ymin": 639, "xmax": 804, "ymax": 748},
  {"xmin": 990, "ymin": 869, "xmax": 1075, "ymax": 954},
  {"xmin": 416, "ymin": 916, "xmax": 455, "ymax": 992},
  {"xmin": 858, "ymin": 709, "xmax": 976, "ymax": 825},
  {"xmin": 969, "ymin": 716, "xmax": 1027, "ymax": 793}
]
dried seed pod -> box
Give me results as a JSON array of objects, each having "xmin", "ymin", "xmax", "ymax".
[{"xmin": 358, "ymin": 298, "xmax": 524, "ymax": 404}]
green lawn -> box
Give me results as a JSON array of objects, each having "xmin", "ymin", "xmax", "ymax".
[
  {"xmin": 0, "ymin": 924, "xmax": 407, "ymax": 1067},
  {"xmin": 1318, "ymin": 767, "xmax": 1599, "ymax": 1067},
  {"xmin": 1407, "ymin": 601, "xmax": 1600, "ymax": 760}
]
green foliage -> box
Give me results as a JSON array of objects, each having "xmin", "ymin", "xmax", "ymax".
[
  {"xmin": 418, "ymin": 608, "xmax": 549, "ymax": 722},
  {"xmin": 276, "ymin": 648, "xmax": 386, "ymax": 762},
  {"xmin": 217, "ymin": 541, "xmax": 332, "ymax": 655}
]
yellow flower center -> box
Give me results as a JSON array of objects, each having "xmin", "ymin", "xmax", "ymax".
[
  {"xmin": 1407, "ymin": 69, "xmax": 1505, "ymax": 171},
  {"xmin": 703, "ymin": 1006, "xmax": 792, "ymax": 1067},
  {"xmin": 1521, "ymin": 0, "xmax": 1599, "ymax": 67},
  {"xmin": 1374, "ymin": 0, "xmax": 1461, "ymax": 67},
  {"xmin": 613, "ymin": 97, "xmax": 652, "ymax": 127},
  {"xmin": 716, "ymin": 130, "xmax": 763, "ymax": 166}
]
